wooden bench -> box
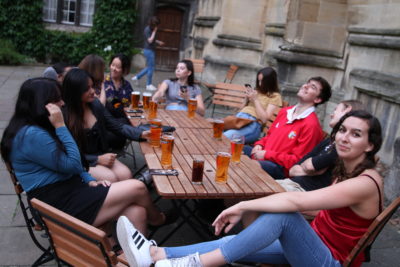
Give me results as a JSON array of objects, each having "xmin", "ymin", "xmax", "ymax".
[{"xmin": 30, "ymin": 198, "xmax": 128, "ymax": 267}]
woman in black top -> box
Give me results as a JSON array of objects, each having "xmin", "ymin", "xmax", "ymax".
[{"xmin": 62, "ymin": 68, "xmax": 149, "ymax": 183}]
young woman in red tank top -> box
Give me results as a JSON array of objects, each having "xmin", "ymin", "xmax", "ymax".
[{"xmin": 116, "ymin": 110, "xmax": 383, "ymax": 267}]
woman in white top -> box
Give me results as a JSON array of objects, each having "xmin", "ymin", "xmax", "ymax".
[{"xmin": 152, "ymin": 59, "xmax": 205, "ymax": 116}]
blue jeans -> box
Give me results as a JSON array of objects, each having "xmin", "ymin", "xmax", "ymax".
[
  {"xmin": 164, "ymin": 212, "xmax": 341, "ymax": 267},
  {"xmin": 136, "ymin": 48, "xmax": 155, "ymax": 86},
  {"xmin": 243, "ymin": 145, "xmax": 285, "ymax": 180},
  {"xmin": 223, "ymin": 112, "xmax": 262, "ymax": 144}
]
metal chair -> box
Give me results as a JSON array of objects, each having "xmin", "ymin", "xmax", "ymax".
[{"xmin": 5, "ymin": 163, "xmax": 53, "ymax": 266}]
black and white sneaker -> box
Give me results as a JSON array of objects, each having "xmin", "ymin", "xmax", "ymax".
[
  {"xmin": 155, "ymin": 252, "xmax": 203, "ymax": 267},
  {"xmin": 117, "ymin": 216, "xmax": 156, "ymax": 267}
]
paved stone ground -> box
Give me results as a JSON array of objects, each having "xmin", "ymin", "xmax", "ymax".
[{"xmin": 0, "ymin": 65, "xmax": 399, "ymax": 266}]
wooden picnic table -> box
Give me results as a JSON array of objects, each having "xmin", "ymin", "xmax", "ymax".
[{"xmin": 130, "ymin": 109, "xmax": 284, "ymax": 199}]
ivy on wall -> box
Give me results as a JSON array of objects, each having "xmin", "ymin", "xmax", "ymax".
[{"xmin": 0, "ymin": 0, "xmax": 137, "ymax": 64}]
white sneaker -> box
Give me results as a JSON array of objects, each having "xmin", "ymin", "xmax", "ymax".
[
  {"xmin": 155, "ymin": 253, "xmax": 203, "ymax": 267},
  {"xmin": 117, "ymin": 216, "xmax": 156, "ymax": 267},
  {"xmin": 146, "ymin": 84, "xmax": 157, "ymax": 91}
]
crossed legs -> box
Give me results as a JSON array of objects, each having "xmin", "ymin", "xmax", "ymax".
[{"xmin": 93, "ymin": 179, "xmax": 164, "ymax": 235}]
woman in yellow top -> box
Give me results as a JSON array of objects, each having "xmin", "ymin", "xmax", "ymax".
[{"xmin": 223, "ymin": 67, "xmax": 282, "ymax": 144}]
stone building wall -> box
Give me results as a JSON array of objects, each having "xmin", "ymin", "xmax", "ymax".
[{"xmin": 187, "ymin": 0, "xmax": 400, "ymax": 201}]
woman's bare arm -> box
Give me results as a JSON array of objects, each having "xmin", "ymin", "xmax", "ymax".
[{"xmin": 152, "ymin": 82, "xmax": 168, "ymax": 102}]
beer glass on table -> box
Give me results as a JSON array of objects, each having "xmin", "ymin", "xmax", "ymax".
[
  {"xmin": 188, "ymin": 98, "xmax": 197, "ymax": 118},
  {"xmin": 131, "ymin": 91, "xmax": 140, "ymax": 109},
  {"xmin": 142, "ymin": 92, "xmax": 152, "ymax": 110},
  {"xmin": 161, "ymin": 134, "xmax": 174, "ymax": 168},
  {"xmin": 191, "ymin": 158, "xmax": 204, "ymax": 184},
  {"xmin": 215, "ymin": 152, "xmax": 231, "ymax": 183},
  {"xmin": 148, "ymin": 100, "xmax": 158, "ymax": 119},
  {"xmin": 231, "ymin": 134, "xmax": 245, "ymax": 163},
  {"xmin": 213, "ymin": 119, "xmax": 224, "ymax": 139},
  {"xmin": 149, "ymin": 118, "xmax": 162, "ymax": 147}
]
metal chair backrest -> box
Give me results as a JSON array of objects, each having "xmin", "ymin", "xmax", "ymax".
[
  {"xmin": 5, "ymin": 163, "xmax": 53, "ymax": 265},
  {"xmin": 30, "ymin": 198, "xmax": 125, "ymax": 267},
  {"xmin": 343, "ymin": 197, "xmax": 400, "ymax": 267}
]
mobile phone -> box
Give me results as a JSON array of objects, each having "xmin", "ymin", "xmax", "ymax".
[
  {"xmin": 244, "ymin": 83, "xmax": 252, "ymax": 89},
  {"xmin": 149, "ymin": 169, "xmax": 179, "ymax": 176},
  {"xmin": 126, "ymin": 109, "xmax": 143, "ymax": 113}
]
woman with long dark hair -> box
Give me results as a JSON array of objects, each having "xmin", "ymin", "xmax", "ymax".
[
  {"xmin": 62, "ymin": 68, "xmax": 148, "ymax": 182},
  {"xmin": 152, "ymin": 59, "xmax": 205, "ymax": 115},
  {"xmin": 223, "ymin": 67, "xmax": 282, "ymax": 144},
  {"xmin": 0, "ymin": 78, "xmax": 168, "ymax": 236},
  {"xmin": 117, "ymin": 110, "xmax": 384, "ymax": 267}
]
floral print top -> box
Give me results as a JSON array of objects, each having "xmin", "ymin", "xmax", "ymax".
[{"xmin": 104, "ymin": 74, "xmax": 133, "ymax": 107}]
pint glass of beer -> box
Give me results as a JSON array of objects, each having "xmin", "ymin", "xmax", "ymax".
[
  {"xmin": 191, "ymin": 158, "xmax": 204, "ymax": 184},
  {"xmin": 131, "ymin": 91, "xmax": 140, "ymax": 109},
  {"xmin": 161, "ymin": 134, "xmax": 174, "ymax": 168},
  {"xmin": 215, "ymin": 152, "xmax": 231, "ymax": 183},
  {"xmin": 188, "ymin": 98, "xmax": 197, "ymax": 118},
  {"xmin": 231, "ymin": 134, "xmax": 245, "ymax": 163},
  {"xmin": 150, "ymin": 118, "xmax": 162, "ymax": 147},
  {"xmin": 148, "ymin": 100, "xmax": 158, "ymax": 119},
  {"xmin": 142, "ymin": 92, "xmax": 152, "ymax": 110},
  {"xmin": 213, "ymin": 119, "xmax": 224, "ymax": 139}
]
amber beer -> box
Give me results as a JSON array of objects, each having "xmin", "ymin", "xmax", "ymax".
[
  {"xmin": 148, "ymin": 100, "xmax": 158, "ymax": 119},
  {"xmin": 215, "ymin": 152, "xmax": 231, "ymax": 183},
  {"xmin": 231, "ymin": 135, "xmax": 245, "ymax": 163},
  {"xmin": 213, "ymin": 119, "xmax": 224, "ymax": 139},
  {"xmin": 188, "ymin": 98, "xmax": 197, "ymax": 118},
  {"xmin": 142, "ymin": 92, "xmax": 152, "ymax": 110},
  {"xmin": 161, "ymin": 134, "xmax": 174, "ymax": 168},
  {"xmin": 131, "ymin": 91, "xmax": 140, "ymax": 109},
  {"xmin": 191, "ymin": 158, "xmax": 204, "ymax": 184},
  {"xmin": 150, "ymin": 118, "xmax": 162, "ymax": 147}
]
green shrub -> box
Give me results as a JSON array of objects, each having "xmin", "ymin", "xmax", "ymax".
[
  {"xmin": 0, "ymin": 0, "xmax": 137, "ymax": 64},
  {"xmin": 0, "ymin": 39, "xmax": 25, "ymax": 65}
]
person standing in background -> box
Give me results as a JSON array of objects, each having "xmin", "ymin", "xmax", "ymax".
[{"xmin": 132, "ymin": 16, "xmax": 165, "ymax": 91}]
